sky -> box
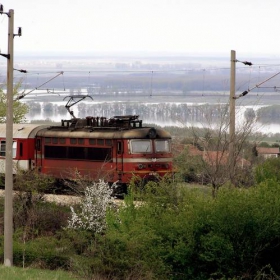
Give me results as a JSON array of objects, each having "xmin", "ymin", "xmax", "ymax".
[{"xmin": 1, "ymin": 0, "xmax": 280, "ymax": 57}]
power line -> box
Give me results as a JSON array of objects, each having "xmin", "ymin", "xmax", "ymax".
[
  {"xmin": 8, "ymin": 63, "xmax": 280, "ymax": 76},
  {"xmin": 234, "ymin": 71, "xmax": 280, "ymax": 99},
  {"xmin": 16, "ymin": 71, "xmax": 64, "ymax": 100}
]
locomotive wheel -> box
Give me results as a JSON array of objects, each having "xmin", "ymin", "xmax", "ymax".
[{"xmin": 111, "ymin": 183, "xmax": 127, "ymax": 198}]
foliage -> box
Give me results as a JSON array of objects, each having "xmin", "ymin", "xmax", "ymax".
[
  {"xmin": 2, "ymin": 175, "xmax": 280, "ymax": 278},
  {"xmin": 0, "ymin": 265, "xmax": 77, "ymax": 280},
  {"xmin": 7, "ymin": 170, "xmax": 69, "ymax": 269},
  {"xmin": 14, "ymin": 169, "xmax": 55, "ymax": 194},
  {"xmin": 257, "ymin": 104, "xmax": 280, "ymax": 123},
  {"xmin": 0, "ymin": 81, "xmax": 29, "ymax": 123},
  {"xmin": 232, "ymin": 165, "xmax": 256, "ymax": 188},
  {"xmin": 173, "ymin": 146, "xmax": 204, "ymax": 183},
  {"xmin": 0, "ymin": 201, "xmax": 71, "ymax": 269},
  {"xmin": 258, "ymin": 141, "xmax": 271, "ymax": 147},
  {"xmin": 94, "ymin": 182, "xmax": 198, "ymax": 278},
  {"xmin": 67, "ymin": 179, "xmax": 115, "ymax": 232},
  {"xmin": 13, "ymin": 170, "xmax": 60, "ymax": 238},
  {"xmin": 14, "ymin": 202, "xmax": 69, "ymax": 239},
  {"xmin": 0, "ymin": 179, "xmax": 280, "ymax": 279},
  {"xmin": 12, "ymin": 236, "xmax": 71, "ymax": 270},
  {"xmin": 190, "ymin": 181, "xmax": 280, "ymax": 278},
  {"xmin": 255, "ymin": 157, "xmax": 280, "ymax": 184},
  {"xmin": 88, "ymin": 180, "xmax": 280, "ymax": 279}
]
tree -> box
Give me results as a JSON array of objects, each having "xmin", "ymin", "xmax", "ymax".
[
  {"xmin": 0, "ymin": 81, "xmax": 29, "ymax": 123},
  {"xmin": 188, "ymin": 103, "xmax": 257, "ymax": 196}
]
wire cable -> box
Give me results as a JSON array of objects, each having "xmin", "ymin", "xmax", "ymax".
[
  {"xmin": 16, "ymin": 71, "xmax": 64, "ymax": 100},
  {"xmin": 234, "ymin": 71, "xmax": 280, "ymax": 99}
]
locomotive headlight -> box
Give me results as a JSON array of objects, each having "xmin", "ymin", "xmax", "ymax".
[
  {"xmin": 138, "ymin": 164, "xmax": 146, "ymax": 170},
  {"xmin": 148, "ymin": 128, "xmax": 157, "ymax": 139}
]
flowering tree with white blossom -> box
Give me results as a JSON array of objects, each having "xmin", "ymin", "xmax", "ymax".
[{"xmin": 67, "ymin": 180, "xmax": 115, "ymax": 233}]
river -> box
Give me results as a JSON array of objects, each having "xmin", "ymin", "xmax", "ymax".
[{"xmin": 22, "ymin": 90, "xmax": 280, "ymax": 135}]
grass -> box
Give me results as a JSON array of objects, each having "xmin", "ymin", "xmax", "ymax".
[{"xmin": 0, "ymin": 265, "xmax": 79, "ymax": 280}]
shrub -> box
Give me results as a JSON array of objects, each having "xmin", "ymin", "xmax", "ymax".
[
  {"xmin": 255, "ymin": 157, "xmax": 280, "ymax": 184},
  {"xmin": 189, "ymin": 182, "xmax": 280, "ymax": 278},
  {"xmin": 1, "ymin": 173, "xmax": 280, "ymax": 278},
  {"xmin": 95, "ymin": 181, "xmax": 201, "ymax": 279},
  {"xmin": 67, "ymin": 180, "xmax": 114, "ymax": 232},
  {"xmin": 13, "ymin": 200, "xmax": 70, "ymax": 239},
  {"xmin": 173, "ymin": 147, "xmax": 204, "ymax": 183},
  {"xmin": 91, "ymin": 180, "xmax": 280, "ymax": 279},
  {"xmin": 0, "ymin": 236, "xmax": 71, "ymax": 270}
]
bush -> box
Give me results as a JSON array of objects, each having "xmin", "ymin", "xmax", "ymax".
[
  {"xmin": 67, "ymin": 180, "xmax": 114, "ymax": 232},
  {"xmin": 188, "ymin": 181, "xmax": 280, "ymax": 278},
  {"xmin": 255, "ymin": 157, "xmax": 280, "ymax": 184},
  {"xmin": 89, "ymin": 180, "xmax": 280, "ymax": 279},
  {"xmin": 94, "ymin": 182, "xmax": 200, "ymax": 279},
  {"xmin": 173, "ymin": 147, "xmax": 204, "ymax": 183},
  {"xmin": 13, "ymin": 200, "xmax": 70, "ymax": 239},
  {"xmin": 0, "ymin": 236, "xmax": 71, "ymax": 270},
  {"xmin": 1, "ymin": 175, "xmax": 280, "ymax": 279}
]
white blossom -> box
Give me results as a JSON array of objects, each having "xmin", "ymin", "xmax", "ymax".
[{"xmin": 67, "ymin": 180, "xmax": 115, "ymax": 232}]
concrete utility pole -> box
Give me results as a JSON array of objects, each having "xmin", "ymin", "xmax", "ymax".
[
  {"xmin": 0, "ymin": 5, "xmax": 21, "ymax": 267},
  {"xmin": 4, "ymin": 8, "xmax": 14, "ymax": 268},
  {"xmin": 228, "ymin": 51, "xmax": 254, "ymax": 184},
  {"xmin": 229, "ymin": 50, "xmax": 236, "ymax": 184}
]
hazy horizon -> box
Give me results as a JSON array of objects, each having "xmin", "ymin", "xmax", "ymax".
[
  {"xmin": 14, "ymin": 50, "xmax": 280, "ymax": 59},
  {"xmin": 2, "ymin": 1, "xmax": 280, "ymax": 57}
]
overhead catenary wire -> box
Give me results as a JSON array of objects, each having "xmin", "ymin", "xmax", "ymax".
[
  {"xmin": 9, "ymin": 63, "xmax": 280, "ymax": 76},
  {"xmin": 15, "ymin": 71, "xmax": 64, "ymax": 100},
  {"xmin": 8, "ymin": 57, "xmax": 280, "ymax": 102},
  {"xmin": 202, "ymin": 69, "xmax": 205, "ymax": 95},
  {"xmin": 150, "ymin": 70, "xmax": 153, "ymax": 97},
  {"xmin": 234, "ymin": 70, "xmax": 280, "ymax": 99}
]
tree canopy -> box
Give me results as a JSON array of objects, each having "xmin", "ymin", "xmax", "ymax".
[{"xmin": 0, "ymin": 81, "xmax": 29, "ymax": 123}]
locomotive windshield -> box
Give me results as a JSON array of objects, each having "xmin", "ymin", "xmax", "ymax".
[
  {"xmin": 130, "ymin": 139, "xmax": 171, "ymax": 154},
  {"xmin": 130, "ymin": 140, "xmax": 152, "ymax": 153},
  {"xmin": 155, "ymin": 140, "xmax": 170, "ymax": 153}
]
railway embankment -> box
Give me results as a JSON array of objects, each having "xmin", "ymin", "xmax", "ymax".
[
  {"xmin": 0, "ymin": 189, "xmax": 125, "ymax": 206},
  {"xmin": 0, "ymin": 190, "xmax": 81, "ymax": 205}
]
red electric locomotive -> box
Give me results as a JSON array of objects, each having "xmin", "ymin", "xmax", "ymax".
[{"xmin": 0, "ymin": 115, "xmax": 173, "ymax": 191}]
